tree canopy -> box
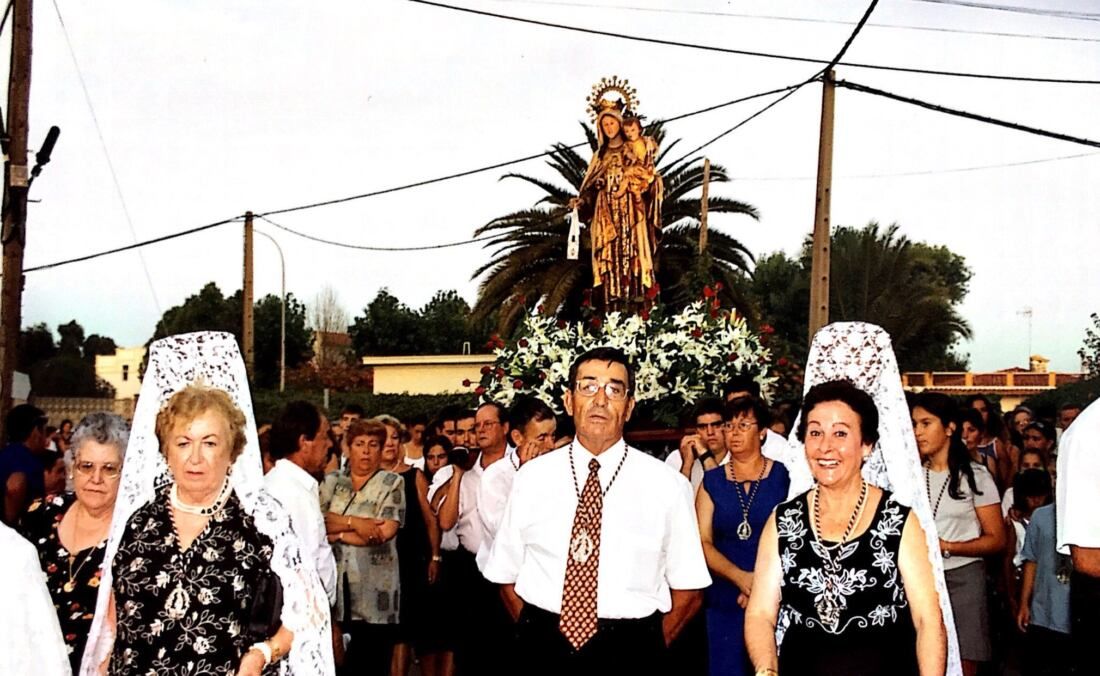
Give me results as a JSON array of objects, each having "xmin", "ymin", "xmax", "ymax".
[
  {"xmin": 350, "ymin": 288, "xmax": 493, "ymax": 357},
  {"xmin": 17, "ymin": 321, "xmax": 118, "ymax": 397}
]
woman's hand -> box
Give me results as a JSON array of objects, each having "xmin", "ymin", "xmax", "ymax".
[
  {"xmin": 735, "ymin": 571, "xmax": 754, "ymax": 597},
  {"xmin": 236, "ymin": 648, "xmax": 266, "ymax": 676}
]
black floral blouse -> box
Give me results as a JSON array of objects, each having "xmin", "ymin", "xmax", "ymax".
[
  {"xmin": 24, "ymin": 493, "xmax": 106, "ymax": 674},
  {"xmin": 109, "ymin": 486, "xmax": 277, "ymax": 676}
]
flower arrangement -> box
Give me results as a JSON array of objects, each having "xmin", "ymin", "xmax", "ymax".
[{"xmin": 470, "ymin": 291, "xmax": 777, "ymax": 427}]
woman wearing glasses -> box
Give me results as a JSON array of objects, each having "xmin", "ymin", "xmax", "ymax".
[
  {"xmin": 695, "ymin": 396, "xmax": 790, "ymax": 676},
  {"xmin": 22, "ymin": 412, "xmax": 129, "ymax": 674}
]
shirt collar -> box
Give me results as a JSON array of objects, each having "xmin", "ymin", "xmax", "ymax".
[
  {"xmin": 272, "ymin": 458, "xmax": 318, "ymax": 490},
  {"xmin": 571, "ymin": 436, "xmax": 627, "ymax": 471}
]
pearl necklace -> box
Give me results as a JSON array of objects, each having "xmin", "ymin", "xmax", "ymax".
[{"xmin": 170, "ymin": 477, "xmax": 232, "ymax": 516}]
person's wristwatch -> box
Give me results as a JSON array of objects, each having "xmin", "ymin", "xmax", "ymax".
[
  {"xmin": 431, "ymin": 554, "xmax": 443, "ymax": 563},
  {"xmin": 942, "ymin": 546, "xmax": 952, "ymax": 559}
]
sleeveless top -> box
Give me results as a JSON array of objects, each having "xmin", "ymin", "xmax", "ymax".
[{"xmin": 776, "ymin": 489, "xmax": 918, "ymax": 676}]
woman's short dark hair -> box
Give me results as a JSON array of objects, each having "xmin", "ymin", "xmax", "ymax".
[
  {"xmin": 724, "ymin": 396, "xmax": 772, "ymax": 430},
  {"xmin": 796, "ymin": 380, "xmax": 879, "ymax": 446},
  {"xmin": 568, "ymin": 347, "xmax": 635, "ymax": 397}
]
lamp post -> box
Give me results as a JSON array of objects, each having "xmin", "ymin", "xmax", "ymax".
[{"xmin": 254, "ymin": 229, "xmax": 286, "ymax": 392}]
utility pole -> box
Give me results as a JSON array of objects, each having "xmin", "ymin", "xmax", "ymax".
[
  {"xmin": 1018, "ymin": 306, "xmax": 1033, "ymax": 368},
  {"xmin": 254, "ymin": 229, "xmax": 286, "ymax": 392},
  {"xmin": 0, "ymin": 0, "xmax": 33, "ymax": 424},
  {"xmin": 699, "ymin": 158, "xmax": 710, "ymax": 253},
  {"xmin": 808, "ymin": 70, "xmax": 836, "ymax": 341},
  {"xmin": 242, "ymin": 211, "xmax": 254, "ymax": 379}
]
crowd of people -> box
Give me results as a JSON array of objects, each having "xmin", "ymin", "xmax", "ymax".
[{"xmin": 0, "ymin": 327, "xmax": 1095, "ymax": 676}]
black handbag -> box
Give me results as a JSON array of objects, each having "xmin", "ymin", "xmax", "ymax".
[{"xmin": 247, "ymin": 569, "xmax": 284, "ymax": 640}]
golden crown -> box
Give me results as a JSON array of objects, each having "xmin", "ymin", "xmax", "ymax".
[{"xmin": 586, "ymin": 75, "xmax": 640, "ymax": 123}]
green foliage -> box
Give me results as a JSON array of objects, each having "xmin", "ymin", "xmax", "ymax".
[
  {"xmin": 18, "ymin": 323, "xmax": 57, "ymax": 371},
  {"xmin": 250, "ymin": 388, "xmax": 474, "ymax": 426},
  {"xmin": 747, "ymin": 222, "xmax": 973, "ymax": 374},
  {"xmin": 1023, "ymin": 376, "xmax": 1099, "ymax": 420},
  {"xmin": 1080, "ymin": 313, "xmax": 1100, "ymax": 378},
  {"xmin": 471, "ymin": 122, "xmax": 758, "ymax": 335},
  {"xmin": 349, "ymin": 288, "xmax": 493, "ymax": 357},
  {"xmin": 146, "ymin": 282, "xmax": 313, "ymax": 387},
  {"xmin": 57, "ymin": 320, "xmax": 85, "ymax": 357},
  {"xmin": 30, "ymin": 354, "xmax": 115, "ymax": 398},
  {"xmin": 82, "ymin": 334, "xmax": 117, "ymax": 364}
]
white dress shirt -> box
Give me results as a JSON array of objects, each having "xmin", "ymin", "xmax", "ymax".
[
  {"xmin": 264, "ymin": 459, "xmax": 338, "ymax": 604},
  {"xmin": 1057, "ymin": 399, "xmax": 1100, "ymax": 554},
  {"xmin": 475, "ymin": 446, "xmax": 520, "ymax": 570},
  {"xmin": 0, "ymin": 522, "xmax": 69, "ymax": 675},
  {"xmin": 483, "ymin": 438, "xmax": 711, "ymax": 619},
  {"xmin": 664, "ymin": 446, "xmax": 731, "ymax": 490},
  {"xmin": 428, "ymin": 457, "xmax": 491, "ymax": 555}
]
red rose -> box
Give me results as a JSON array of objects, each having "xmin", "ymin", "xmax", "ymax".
[
  {"xmin": 462, "ymin": 379, "xmax": 472, "ymax": 387},
  {"xmin": 714, "ymin": 282, "xmax": 724, "ymax": 291},
  {"xmin": 709, "ymin": 308, "xmax": 719, "ymax": 319},
  {"xmin": 703, "ymin": 285, "xmax": 715, "ymax": 298},
  {"xmin": 591, "ymin": 317, "xmax": 602, "ymax": 328},
  {"xmin": 480, "ymin": 365, "xmax": 491, "ymax": 375},
  {"xmin": 513, "ymin": 379, "xmax": 524, "ymax": 389},
  {"xmin": 727, "ymin": 353, "xmax": 738, "ymax": 362},
  {"xmin": 640, "ymin": 309, "xmax": 650, "ymax": 321},
  {"xmin": 778, "ymin": 357, "xmax": 789, "ymax": 367},
  {"xmin": 539, "ymin": 372, "xmax": 547, "ymax": 380},
  {"xmin": 691, "ymin": 328, "xmax": 703, "ymax": 338},
  {"xmin": 557, "ymin": 320, "xmax": 568, "ymax": 329},
  {"xmin": 495, "ymin": 368, "xmax": 505, "ymax": 378},
  {"xmin": 475, "ymin": 386, "xmax": 486, "ymax": 395},
  {"xmin": 645, "ymin": 283, "xmax": 660, "ymax": 300},
  {"xmin": 519, "ymin": 338, "xmax": 529, "ymax": 348}
]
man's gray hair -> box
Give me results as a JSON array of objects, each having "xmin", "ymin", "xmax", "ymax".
[{"xmin": 71, "ymin": 412, "xmax": 131, "ymax": 460}]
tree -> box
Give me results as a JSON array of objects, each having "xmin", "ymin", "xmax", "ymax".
[
  {"xmin": 57, "ymin": 320, "xmax": 85, "ymax": 357},
  {"xmin": 418, "ymin": 290, "xmax": 487, "ymax": 354},
  {"xmin": 747, "ymin": 222, "xmax": 973, "ymax": 373},
  {"xmin": 1081, "ymin": 312, "xmax": 1100, "ymax": 378},
  {"xmin": 82, "ymin": 334, "xmax": 117, "ymax": 364},
  {"xmin": 471, "ymin": 122, "xmax": 759, "ymax": 334},
  {"xmin": 349, "ymin": 289, "xmax": 421, "ymax": 356},
  {"xmin": 253, "ymin": 293, "xmax": 314, "ymax": 389},
  {"xmin": 30, "ymin": 355, "xmax": 115, "ymax": 397},
  {"xmin": 309, "ymin": 285, "xmax": 352, "ymax": 367},
  {"xmin": 18, "ymin": 323, "xmax": 56, "ymax": 371}
]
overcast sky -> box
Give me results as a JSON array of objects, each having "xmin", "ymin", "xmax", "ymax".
[{"xmin": 10, "ymin": 0, "xmax": 1100, "ymax": 371}]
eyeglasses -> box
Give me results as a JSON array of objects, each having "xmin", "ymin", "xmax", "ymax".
[
  {"xmin": 574, "ymin": 378, "xmax": 628, "ymax": 401},
  {"xmin": 724, "ymin": 420, "xmax": 759, "ymax": 432},
  {"xmin": 475, "ymin": 421, "xmax": 501, "ymax": 431},
  {"xmin": 74, "ymin": 461, "xmax": 122, "ymax": 480}
]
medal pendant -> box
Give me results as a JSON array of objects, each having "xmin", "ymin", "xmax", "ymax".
[
  {"xmin": 736, "ymin": 519, "xmax": 752, "ymax": 541},
  {"xmin": 569, "ymin": 528, "xmax": 595, "ymax": 564},
  {"xmin": 166, "ymin": 582, "xmax": 191, "ymax": 620},
  {"xmin": 63, "ymin": 581, "xmax": 75, "ymax": 593}
]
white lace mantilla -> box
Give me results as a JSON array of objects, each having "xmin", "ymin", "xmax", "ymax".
[
  {"xmin": 764, "ymin": 322, "xmax": 962, "ymax": 675},
  {"xmin": 81, "ymin": 332, "xmax": 334, "ymax": 675}
]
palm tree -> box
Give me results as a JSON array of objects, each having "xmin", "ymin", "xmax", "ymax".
[{"xmin": 471, "ymin": 122, "xmax": 759, "ymax": 334}]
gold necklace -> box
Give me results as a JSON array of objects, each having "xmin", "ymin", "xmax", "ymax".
[{"xmin": 64, "ymin": 506, "xmax": 99, "ymax": 593}]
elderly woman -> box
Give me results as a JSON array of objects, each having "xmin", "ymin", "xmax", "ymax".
[
  {"xmin": 22, "ymin": 412, "xmax": 129, "ymax": 674},
  {"xmin": 94, "ymin": 384, "xmax": 295, "ymax": 675},
  {"xmin": 695, "ymin": 397, "xmax": 790, "ymax": 676},
  {"xmin": 745, "ymin": 380, "xmax": 947, "ymax": 675},
  {"xmin": 322, "ymin": 419, "xmax": 405, "ymax": 676}
]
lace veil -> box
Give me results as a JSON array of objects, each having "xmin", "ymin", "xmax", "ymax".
[
  {"xmin": 763, "ymin": 322, "xmax": 962, "ymax": 675},
  {"xmin": 81, "ymin": 332, "xmax": 333, "ymax": 675}
]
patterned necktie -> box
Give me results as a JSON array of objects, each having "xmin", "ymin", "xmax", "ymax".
[{"xmin": 560, "ymin": 458, "xmax": 603, "ymax": 650}]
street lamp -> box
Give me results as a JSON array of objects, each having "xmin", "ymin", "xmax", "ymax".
[{"xmin": 254, "ymin": 229, "xmax": 286, "ymax": 392}]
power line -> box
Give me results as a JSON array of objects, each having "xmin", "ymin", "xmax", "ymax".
[
  {"xmin": 24, "ymin": 216, "xmax": 243, "ymax": 273},
  {"xmin": 836, "ymin": 79, "xmax": 1100, "ymax": 148},
  {"xmin": 256, "ymin": 83, "xmax": 797, "ymax": 218},
  {"xmin": 732, "ymin": 151, "xmax": 1100, "ymax": 181},
  {"xmin": 670, "ymin": 0, "xmax": 880, "ymax": 165},
  {"xmin": 407, "ymin": 0, "xmax": 1100, "ymax": 84},
  {"xmin": 909, "ymin": 0, "xmax": 1100, "ymax": 22},
  {"xmin": 50, "ymin": 0, "xmax": 163, "ymax": 313},
  {"xmin": 258, "ymin": 215, "xmax": 495, "ymax": 251},
  {"xmin": 494, "ymin": 0, "xmax": 1100, "ymax": 43}
]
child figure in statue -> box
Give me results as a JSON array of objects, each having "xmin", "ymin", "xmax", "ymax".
[{"xmin": 618, "ymin": 116, "xmax": 659, "ymax": 217}]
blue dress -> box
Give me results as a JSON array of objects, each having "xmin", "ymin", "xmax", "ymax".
[{"xmin": 702, "ymin": 461, "xmax": 790, "ymax": 676}]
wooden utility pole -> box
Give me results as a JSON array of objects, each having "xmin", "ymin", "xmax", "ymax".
[
  {"xmin": 808, "ymin": 70, "xmax": 836, "ymax": 341},
  {"xmin": 0, "ymin": 0, "xmax": 33, "ymax": 425},
  {"xmin": 242, "ymin": 211, "xmax": 254, "ymax": 378},
  {"xmin": 698, "ymin": 158, "xmax": 710, "ymax": 253}
]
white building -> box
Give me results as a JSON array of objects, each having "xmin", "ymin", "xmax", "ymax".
[{"xmin": 95, "ymin": 346, "xmax": 146, "ymax": 400}]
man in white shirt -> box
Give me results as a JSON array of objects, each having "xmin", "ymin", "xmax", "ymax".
[
  {"xmin": 429, "ymin": 401, "xmax": 512, "ymax": 675},
  {"xmin": 666, "ymin": 397, "xmax": 728, "ymax": 490},
  {"xmin": 1055, "ymin": 398, "xmax": 1100, "ymax": 671},
  {"xmin": 263, "ymin": 401, "xmax": 338, "ymax": 604},
  {"xmin": 476, "ymin": 396, "xmax": 558, "ymax": 571},
  {"xmin": 484, "ymin": 347, "xmax": 711, "ymax": 674}
]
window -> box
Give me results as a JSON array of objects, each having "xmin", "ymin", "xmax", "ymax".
[{"xmin": 122, "ymin": 364, "xmax": 129, "ymax": 381}]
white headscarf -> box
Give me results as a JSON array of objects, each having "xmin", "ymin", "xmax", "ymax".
[
  {"xmin": 81, "ymin": 332, "xmax": 334, "ymax": 675},
  {"xmin": 763, "ymin": 322, "xmax": 962, "ymax": 675}
]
